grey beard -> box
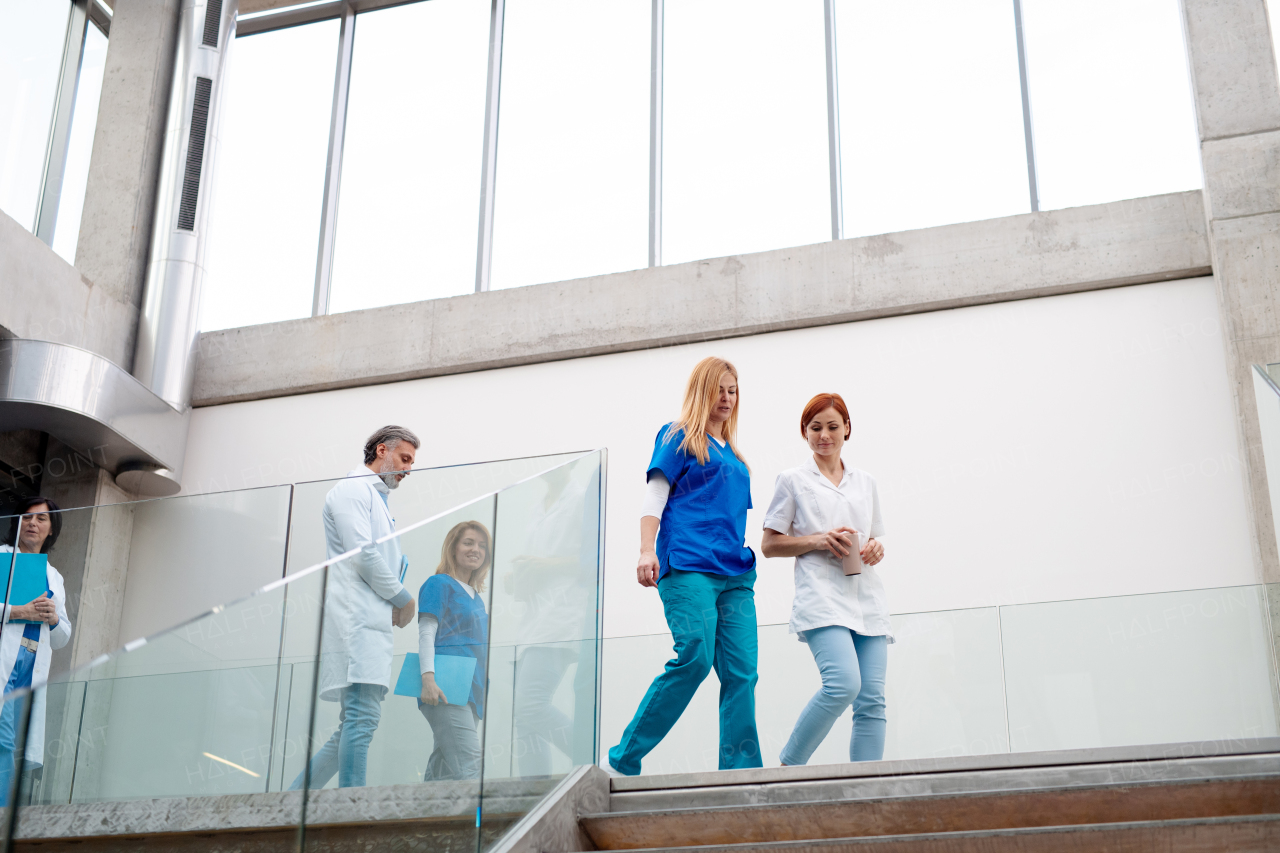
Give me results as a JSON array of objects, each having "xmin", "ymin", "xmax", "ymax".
[{"xmin": 378, "ymin": 460, "xmax": 402, "ymax": 489}]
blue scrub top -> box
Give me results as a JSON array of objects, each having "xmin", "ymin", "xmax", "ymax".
[
  {"xmin": 418, "ymin": 574, "xmax": 489, "ymax": 718},
  {"xmin": 648, "ymin": 424, "xmax": 756, "ymax": 580}
]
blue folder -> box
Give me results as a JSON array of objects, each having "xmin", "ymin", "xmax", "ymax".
[
  {"xmin": 4, "ymin": 554, "xmax": 49, "ymax": 624},
  {"xmin": 394, "ymin": 652, "xmax": 476, "ymax": 706}
]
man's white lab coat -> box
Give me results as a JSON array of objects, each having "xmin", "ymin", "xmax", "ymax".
[{"xmin": 317, "ymin": 470, "xmax": 409, "ymax": 702}]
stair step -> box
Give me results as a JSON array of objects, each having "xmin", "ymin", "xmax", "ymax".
[
  {"xmin": 593, "ymin": 813, "xmax": 1280, "ymax": 853},
  {"xmin": 609, "ymin": 754, "xmax": 1280, "ymax": 812},
  {"xmin": 582, "ymin": 774, "xmax": 1280, "ymax": 849}
]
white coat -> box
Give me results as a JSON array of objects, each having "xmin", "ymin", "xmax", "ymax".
[
  {"xmin": 317, "ymin": 469, "xmax": 409, "ymax": 702},
  {"xmin": 0, "ymin": 545, "xmax": 72, "ymax": 766},
  {"xmin": 762, "ymin": 458, "xmax": 891, "ymax": 643}
]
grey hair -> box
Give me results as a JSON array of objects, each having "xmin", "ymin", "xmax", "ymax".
[{"xmin": 363, "ymin": 425, "xmax": 421, "ymax": 464}]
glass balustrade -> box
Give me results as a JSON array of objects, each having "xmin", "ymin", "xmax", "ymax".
[
  {"xmin": 0, "ymin": 449, "xmax": 1276, "ymax": 849},
  {"xmin": 600, "ymin": 585, "xmax": 1280, "ymax": 775},
  {"xmin": 0, "ymin": 450, "xmax": 606, "ymax": 851}
]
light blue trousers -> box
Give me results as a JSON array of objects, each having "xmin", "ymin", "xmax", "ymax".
[
  {"xmin": 780, "ymin": 626, "xmax": 888, "ymax": 765},
  {"xmin": 290, "ymin": 682, "xmax": 383, "ymax": 789},
  {"xmin": 0, "ymin": 647, "xmax": 36, "ymax": 805}
]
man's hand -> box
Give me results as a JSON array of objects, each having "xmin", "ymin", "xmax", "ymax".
[
  {"xmin": 392, "ymin": 597, "xmax": 416, "ymax": 628},
  {"xmin": 420, "ymin": 673, "xmax": 448, "ymax": 706}
]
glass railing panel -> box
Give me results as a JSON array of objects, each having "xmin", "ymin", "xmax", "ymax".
[
  {"xmin": 883, "ymin": 607, "xmax": 1008, "ymax": 760},
  {"xmin": 1252, "ymin": 365, "xmax": 1280, "ymax": 562},
  {"xmin": 6, "ymin": 577, "xmax": 321, "ymax": 849},
  {"xmin": 479, "ymin": 450, "xmax": 604, "ymax": 849},
  {"xmin": 0, "ymin": 485, "xmax": 292, "ymax": 689},
  {"xmin": 999, "ymin": 585, "xmax": 1280, "ymax": 753},
  {"xmin": 602, "ymin": 607, "xmax": 1007, "ymax": 775},
  {"xmin": 54, "ymin": 582, "xmax": 294, "ymax": 804},
  {"xmin": 297, "ymin": 490, "xmax": 500, "ymax": 853}
]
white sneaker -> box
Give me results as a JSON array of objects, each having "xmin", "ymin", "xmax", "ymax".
[{"xmin": 600, "ymin": 762, "xmax": 627, "ymax": 778}]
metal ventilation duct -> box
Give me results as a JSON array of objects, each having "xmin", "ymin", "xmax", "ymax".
[
  {"xmin": 120, "ymin": 0, "xmax": 237, "ymax": 492},
  {"xmin": 133, "ymin": 0, "xmax": 235, "ymax": 414}
]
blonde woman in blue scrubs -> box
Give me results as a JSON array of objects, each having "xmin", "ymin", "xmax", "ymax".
[{"xmin": 607, "ymin": 356, "xmax": 760, "ymax": 776}]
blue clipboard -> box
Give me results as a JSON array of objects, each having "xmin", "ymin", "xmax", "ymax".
[
  {"xmin": 394, "ymin": 652, "xmax": 476, "ymax": 705},
  {"xmin": 4, "ymin": 554, "xmax": 49, "ymax": 624}
]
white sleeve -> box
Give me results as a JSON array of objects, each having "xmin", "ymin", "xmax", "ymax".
[
  {"xmin": 641, "ymin": 471, "xmax": 671, "ymax": 520},
  {"xmin": 762, "ymin": 473, "xmax": 797, "ymax": 534},
  {"xmin": 418, "ymin": 614, "xmax": 438, "ymax": 673}
]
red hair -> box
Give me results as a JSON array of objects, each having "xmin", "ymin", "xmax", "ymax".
[{"xmin": 800, "ymin": 393, "xmax": 851, "ymax": 439}]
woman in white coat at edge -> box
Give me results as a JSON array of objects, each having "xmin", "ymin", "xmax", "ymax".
[
  {"xmin": 0, "ymin": 497, "xmax": 72, "ymax": 802},
  {"xmin": 762, "ymin": 393, "xmax": 888, "ymax": 765}
]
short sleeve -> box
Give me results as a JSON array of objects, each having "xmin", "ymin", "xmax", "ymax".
[
  {"xmin": 418, "ymin": 575, "xmax": 449, "ymax": 617},
  {"xmin": 647, "ymin": 424, "xmax": 687, "ymax": 485},
  {"xmin": 762, "ymin": 473, "xmax": 797, "ymax": 534},
  {"xmin": 869, "ymin": 479, "xmax": 886, "ymax": 539}
]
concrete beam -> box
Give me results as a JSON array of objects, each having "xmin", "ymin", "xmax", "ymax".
[
  {"xmin": 193, "ymin": 190, "xmax": 1211, "ymax": 407},
  {"xmin": 1182, "ymin": 0, "xmax": 1280, "ymax": 582},
  {"xmin": 73, "ymin": 0, "xmax": 182, "ymax": 370},
  {"xmin": 0, "ymin": 210, "xmax": 137, "ymax": 368}
]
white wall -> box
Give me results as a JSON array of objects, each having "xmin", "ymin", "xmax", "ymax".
[{"xmin": 181, "ymin": 277, "xmax": 1254, "ymax": 639}]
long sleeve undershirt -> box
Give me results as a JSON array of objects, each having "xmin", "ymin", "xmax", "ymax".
[
  {"xmin": 418, "ymin": 578, "xmax": 476, "ymax": 674},
  {"xmin": 641, "ymin": 434, "xmax": 725, "ymax": 520}
]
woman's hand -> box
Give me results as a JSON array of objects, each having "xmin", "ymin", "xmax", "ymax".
[
  {"xmin": 9, "ymin": 596, "xmax": 55, "ymax": 625},
  {"xmin": 420, "ymin": 673, "xmax": 448, "ymax": 706},
  {"xmin": 861, "ymin": 538, "xmax": 885, "ymax": 566},
  {"xmin": 812, "ymin": 527, "xmax": 858, "ymax": 558},
  {"xmin": 637, "ymin": 551, "xmax": 660, "ymax": 588}
]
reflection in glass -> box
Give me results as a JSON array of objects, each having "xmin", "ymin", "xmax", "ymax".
[
  {"xmin": 1021, "ymin": 0, "xmax": 1201, "ymax": 210},
  {"xmin": 663, "ymin": 0, "xmax": 829, "ymax": 264},
  {"xmin": 416, "ymin": 521, "xmax": 491, "ymax": 780},
  {"xmin": 490, "ymin": 0, "xmax": 649, "ymax": 290},
  {"xmin": 201, "ymin": 21, "xmax": 339, "ymax": 332},
  {"xmin": 836, "ymin": 0, "xmax": 1029, "ymax": 236},
  {"xmin": 329, "ymin": 0, "xmax": 490, "ymax": 313},
  {"xmin": 52, "ymin": 22, "xmax": 109, "ymax": 263},
  {"xmin": 0, "ymin": 0, "xmax": 71, "ymax": 230}
]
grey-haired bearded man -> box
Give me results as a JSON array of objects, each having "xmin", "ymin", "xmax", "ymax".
[{"xmin": 291, "ymin": 425, "xmax": 420, "ymax": 789}]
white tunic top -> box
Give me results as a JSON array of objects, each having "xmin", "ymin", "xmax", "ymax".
[
  {"xmin": 0, "ymin": 545, "xmax": 72, "ymax": 766},
  {"xmin": 762, "ymin": 457, "xmax": 891, "ymax": 642}
]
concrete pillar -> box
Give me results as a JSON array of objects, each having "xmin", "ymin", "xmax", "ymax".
[
  {"xmin": 1181, "ymin": 0, "xmax": 1280, "ymax": 580},
  {"xmin": 73, "ymin": 0, "xmax": 182, "ymax": 369}
]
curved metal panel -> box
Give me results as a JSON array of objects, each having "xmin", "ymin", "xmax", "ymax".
[{"xmin": 0, "ymin": 340, "xmax": 189, "ymax": 495}]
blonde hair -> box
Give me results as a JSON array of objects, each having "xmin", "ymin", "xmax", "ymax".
[
  {"xmin": 666, "ymin": 357, "xmax": 746, "ymax": 467},
  {"xmin": 435, "ymin": 521, "xmax": 492, "ymax": 592}
]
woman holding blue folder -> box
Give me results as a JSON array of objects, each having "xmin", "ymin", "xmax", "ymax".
[
  {"xmin": 417, "ymin": 521, "xmax": 491, "ymax": 780},
  {"xmin": 0, "ymin": 497, "xmax": 72, "ymax": 802}
]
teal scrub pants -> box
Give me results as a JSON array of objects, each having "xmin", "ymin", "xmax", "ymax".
[{"xmin": 608, "ymin": 569, "xmax": 761, "ymax": 775}]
